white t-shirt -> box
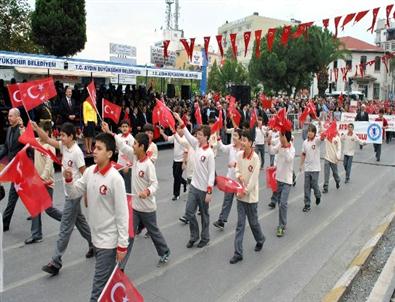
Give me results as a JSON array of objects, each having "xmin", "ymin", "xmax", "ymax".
[
  {"xmin": 341, "ymin": 133, "xmax": 362, "ymax": 156},
  {"xmin": 168, "ymin": 134, "xmax": 189, "ymax": 162},
  {"xmin": 302, "ymin": 137, "xmax": 321, "ymax": 172},
  {"xmin": 116, "ymin": 133, "xmax": 134, "ymax": 166},
  {"xmin": 255, "ymin": 126, "xmax": 267, "ymax": 145}
]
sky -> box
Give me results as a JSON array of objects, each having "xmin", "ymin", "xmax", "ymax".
[{"xmin": 27, "ymin": 0, "xmax": 393, "ymax": 65}]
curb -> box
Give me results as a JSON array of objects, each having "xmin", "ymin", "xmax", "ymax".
[{"xmin": 322, "ymin": 209, "xmax": 395, "ymax": 302}]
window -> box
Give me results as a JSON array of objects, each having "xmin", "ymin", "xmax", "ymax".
[
  {"xmin": 373, "ymin": 83, "xmax": 380, "ymax": 99},
  {"xmin": 333, "ymin": 60, "xmax": 338, "ymax": 69},
  {"xmin": 346, "ymin": 59, "xmax": 352, "ymax": 69},
  {"xmin": 360, "ymin": 56, "xmax": 367, "ymax": 71},
  {"xmin": 374, "ymin": 56, "xmax": 381, "ymax": 72}
]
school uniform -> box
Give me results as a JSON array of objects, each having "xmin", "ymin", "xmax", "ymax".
[
  {"xmin": 51, "ymin": 141, "xmax": 92, "ymax": 270},
  {"xmin": 268, "ymin": 130, "xmax": 280, "ymax": 166},
  {"xmin": 113, "ymin": 135, "xmax": 170, "ymax": 266},
  {"xmin": 301, "ymin": 137, "xmax": 321, "ymax": 207},
  {"xmin": 167, "ymin": 134, "xmax": 189, "ymax": 198},
  {"xmin": 147, "ymin": 142, "xmax": 158, "ymax": 164},
  {"xmin": 65, "ymin": 163, "xmax": 129, "ymax": 302},
  {"xmin": 233, "ymin": 150, "xmax": 265, "ymax": 258},
  {"xmin": 341, "ymin": 132, "xmax": 362, "ymax": 182},
  {"xmin": 255, "ymin": 126, "xmax": 267, "ymax": 168},
  {"xmin": 182, "ymin": 125, "xmax": 215, "ymax": 245},
  {"xmin": 116, "ymin": 133, "xmax": 134, "ymax": 193},
  {"xmin": 269, "ymin": 142, "xmax": 295, "ymax": 229},
  {"xmin": 323, "ymin": 136, "xmax": 341, "ymax": 191},
  {"xmin": 216, "ymin": 140, "xmax": 241, "ymax": 224}
]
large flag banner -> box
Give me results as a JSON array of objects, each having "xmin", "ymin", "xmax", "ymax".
[
  {"xmin": 98, "ymin": 266, "xmax": 144, "ymax": 302},
  {"xmin": 103, "ymin": 99, "xmax": 121, "ymax": 124},
  {"xmin": 18, "ymin": 77, "xmax": 57, "ymax": 111},
  {"xmin": 0, "ymin": 147, "xmax": 52, "ymax": 216},
  {"xmin": 337, "ymin": 121, "xmax": 383, "ymax": 144},
  {"xmin": 341, "ymin": 112, "xmax": 395, "ymax": 132},
  {"xmin": 87, "ymin": 81, "xmax": 97, "ymax": 108},
  {"xmin": 7, "ymin": 83, "xmax": 23, "ymax": 108}
]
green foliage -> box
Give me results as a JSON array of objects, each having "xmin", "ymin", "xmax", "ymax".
[
  {"xmin": 31, "ymin": 0, "xmax": 87, "ymax": 57},
  {"xmin": 0, "ymin": 0, "xmax": 41, "ymax": 53}
]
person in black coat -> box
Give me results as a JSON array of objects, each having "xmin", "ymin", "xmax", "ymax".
[
  {"xmin": 58, "ymin": 87, "xmax": 79, "ymax": 125},
  {"xmin": 0, "ymin": 108, "xmax": 25, "ymax": 231}
]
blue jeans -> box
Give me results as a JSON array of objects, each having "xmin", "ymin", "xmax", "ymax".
[
  {"xmin": 343, "ymin": 155, "xmax": 353, "ymax": 181},
  {"xmin": 271, "ymin": 181, "xmax": 291, "ymax": 227},
  {"xmin": 255, "ymin": 144, "xmax": 265, "ymax": 168}
]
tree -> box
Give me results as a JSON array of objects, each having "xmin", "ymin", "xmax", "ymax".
[
  {"xmin": 207, "ymin": 60, "xmax": 222, "ymax": 92},
  {"xmin": 0, "ymin": 0, "xmax": 41, "ymax": 53},
  {"xmin": 31, "ymin": 0, "xmax": 87, "ymax": 57},
  {"xmin": 307, "ymin": 27, "xmax": 348, "ymax": 97}
]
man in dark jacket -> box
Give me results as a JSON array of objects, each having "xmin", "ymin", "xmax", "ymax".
[
  {"xmin": 58, "ymin": 87, "xmax": 79, "ymax": 125},
  {"xmin": 355, "ymin": 104, "xmax": 369, "ymax": 149},
  {"xmin": 0, "ymin": 108, "xmax": 25, "ymax": 231}
]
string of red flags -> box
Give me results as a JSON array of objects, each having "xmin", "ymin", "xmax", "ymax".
[{"xmin": 164, "ymin": 3, "xmax": 395, "ymax": 60}]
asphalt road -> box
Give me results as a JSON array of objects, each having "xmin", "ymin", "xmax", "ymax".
[{"xmin": 1, "ymin": 134, "xmax": 394, "ymax": 302}]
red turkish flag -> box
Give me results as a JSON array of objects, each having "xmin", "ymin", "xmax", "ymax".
[
  {"xmin": 333, "ymin": 16, "xmax": 342, "ymax": 38},
  {"xmin": 228, "ymin": 96, "xmax": 241, "ymax": 127},
  {"xmin": 180, "ymin": 38, "xmax": 195, "ymax": 61},
  {"xmin": 215, "ymin": 176, "xmax": 244, "ymax": 194},
  {"xmin": 18, "ymin": 121, "xmax": 61, "ymax": 165},
  {"xmin": 98, "ymin": 266, "xmax": 143, "ymax": 302},
  {"xmin": 230, "ymin": 33, "xmax": 237, "ymax": 58},
  {"xmin": 194, "ymin": 102, "xmax": 202, "ymax": 126},
  {"xmin": 126, "ymin": 194, "xmax": 134, "ymax": 238},
  {"xmin": 254, "ymin": 29, "xmax": 262, "ymax": 58},
  {"xmin": 0, "ymin": 146, "xmax": 52, "ymax": 217},
  {"xmin": 163, "ymin": 40, "xmax": 170, "ymax": 58},
  {"xmin": 210, "ymin": 109, "xmax": 223, "ymax": 133},
  {"xmin": 322, "ymin": 19, "xmax": 329, "ymax": 29},
  {"xmin": 367, "ymin": 8, "xmax": 380, "ymax": 34},
  {"xmin": 338, "ymin": 93, "xmax": 344, "ymax": 107},
  {"xmin": 216, "ymin": 35, "xmax": 224, "ymax": 58},
  {"xmin": 260, "ymin": 94, "xmax": 272, "ymax": 109},
  {"xmin": 293, "ymin": 22, "xmax": 314, "ymax": 39},
  {"xmin": 298, "ymin": 107, "xmax": 310, "ymax": 126},
  {"xmin": 267, "ymin": 28, "xmax": 276, "ymax": 52},
  {"xmin": 87, "ymin": 81, "xmax": 97, "ymax": 108},
  {"xmin": 281, "ymin": 26, "xmax": 291, "ymax": 46},
  {"xmin": 341, "ymin": 13, "xmax": 356, "ymax": 31},
  {"xmin": 250, "ymin": 108, "xmax": 257, "ymax": 129},
  {"xmin": 151, "ymin": 102, "xmax": 161, "ymax": 139},
  {"xmin": 203, "ymin": 36, "xmax": 210, "ymax": 60},
  {"xmin": 7, "ymin": 83, "xmax": 23, "ymax": 108},
  {"xmin": 103, "ymin": 99, "xmax": 121, "ymax": 124},
  {"xmin": 19, "ymin": 77, "xmax": 57, "ymax": 111},
  {"xmin": 156, "ymin": 99, "xmax": 175, "ymax": 130},
  {"xmin": 243, "ymin": 31, "xmax": 251, "ymax": 57},
  {"xmin": 354, "ymin": 10, "xmax": 369, "ymax": 24},
  {"xmin": 265, "ymin": 166, "xmax": 277, "ymax": 192},
  {"xmin": 322, "ymin": 120, "xmax": 338, "ymax": 142},
  {"xmin": 307, "ymin": 101, "xmax": 318, "ymax": 120}
]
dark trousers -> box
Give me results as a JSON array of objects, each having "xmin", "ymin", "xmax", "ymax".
[
  {"xmin": 373, "ymin": 143, "xmax": 382, "ymax": 160},
  {"xmin": 31, "ymin": 187, "xmax": 62, "ymax": 239},
  {"xmin": 120, "ymin": 169, "xmax": 131, "ymax": 194},
  {"xmin": 173, "ymin": 161, "xmax": 186, "ymax": 197},
  {"xmin": 343, "ymin": 155, "xmax": 353, "ymax": 181},
  {"xmin": 3, "ymin": 183, "xmax": 19, "ymax": 228},
  {"xmin": 255, "ymin": 144, "xmax": 265, "ymax": 168}
]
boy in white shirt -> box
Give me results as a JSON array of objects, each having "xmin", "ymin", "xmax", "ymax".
[
  {"xmin": 174, "ymin": 112, "xmax": 215, "ymax": 248},
  {"xmin": 213, "ymin": 128, "xmax": 242, "ymax": 230},
  {"xmin": 268, "ymin": 131, "xmax": 295, "ymax": 237},
  {"xmin": 299, "ymin": 124, "xmax": 321, "ymax": 212},
  {"xmin": 32, "ymin": 122, "xmax": 93, "ymax": 276},
  {"xmin": 268, "ymin": 128, "xmax": 280, "ymax": 166},
  {"xmin": 322, "ymin": 130, "xmax": 342, "ymax": 193},
  {"xmin": 143, "ymin": 124, "xmax": 158, "ymax": 164},
  {"xmin": 229, "ymin": 130, "xmax": 265, "ymax": 264},
  {"xmin": 116, "ymin": 120, "xmax": 134, "ymax": 193},
  {"xmin": 63, "ymin": 133, "xmax": 129, "ymax": 302},
  {"xmin": 255, "ymin": 116, "xmax": 266, "ymax": 169},
  {"xmin": 160, "ymin": 125, "xmax": 189, "ymax": 200},
  {"xmin": 341, "ymin": 123, "xmax": 363, "ymax": 183}
]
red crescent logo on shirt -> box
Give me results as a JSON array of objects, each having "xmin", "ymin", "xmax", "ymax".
[
  {"xmin": 138, "ymin": 171, "xmax": 145, "ymax": 178},
  {"xmin": 248, "ymin": 165, "xmax": 254, "ymax": 172},
  {"xmin": 312, "ymin": 145, "xmax": 316, "ymax": 150},
  {"xmin": 67, "ymin": 160, "xmax": 73, "ymax": 167},
  {"xmin": 99, "ymin": 185, "xmax": 108, "ymax": 195},
  {"xmin": 200, "ymin": 156, "xmax": 206, "ymax": 162}
]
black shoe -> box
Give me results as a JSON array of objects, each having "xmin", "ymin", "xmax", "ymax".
[
  {"xmin": 254, "ymin": 242, "xmax": 263, "ymax": 252},
  {"xmin": 183, "ymin": 184, "xmax": 187, "ymax": 192},
  {"xmin": 302, "ymin": 205, "xmax": 311, "ymax": 212},
  {"xmin": 24, "ymin": 237, "xmax": 43, "ymax": 245},
  {"xmin": 171, "ymin": 195, "xmax": 180, "ymax": 201},
  {"xmin": 322, "ymin": 188, "xmax": 328, "ymax": 194},
  {"xmin": 85, "ymin": 247, "xmax": 95, "ymax": 258},
  {"xmin": 213, "ymin": 220, "xmax": 224, "ymax": 230},
  {"xmin": 186, "ymin": 240, "xmax": 196, "ymax": 248},
  {"xmin": 336, "ymin": 182, "xmax": 340, "ymax": 189},
  {"xmin": 3, "ymin": 225, "xmax": 9, "ymax": 232},
  {"xmin": 345, "ymin": 179, "xmax": 349, "ymax": 184},
  {"xmin": 229, "ymin": 255, "xmax": 243, "ymax": 264},
  {"xmin": 316, "ymin": 198, "xmax": 321, "ymax": 205},
  {"xmin": 376, "ymin": 158, "xmax": 380, "ymax": 162},
  {"xmin": 157, "ymin": 250, "xmax": 170, "ymax": 267},
  {"xmin": 26, "ymin": 216, "xmax": 32, "ymax": 221},
  {"xmin": 42, "ymin": 262, "xmax": 60, "ymax": 276},
  {"xmin": 179, "ymin": 216, "xmax": 189, "ymax": 224},
  {"xmin": 197, "ymin": 240, "xmax": 209, "ymax": 248},
  {"xmin": 268, "ymin": 202, "xmax": 276, "ymax": 209}
]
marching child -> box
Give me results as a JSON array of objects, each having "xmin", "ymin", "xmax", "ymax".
[
  {"xmin": 268, "ymin": 130, "xmax": 295, "ymax": 237},
  {"xmin": 63, "ymin": 133, "xmax": 129, "ymax": 302},
  {"xmin": 322, "ymin": 127, "xmax": 342, "ymax": 193},
  {"xmin": 341, "ymin": 123, "xmax": 364, "ymax": 183},
  {"xmin": 116, "ymin": 120, "xmax": 134, "ymax": 193},
  {"xmin": 268, "ymin": 127, "xmax": 280, "ymax": 166},
  {"xmin": 229, "ymin": 130, "xmax": 265, "ymax": 264},
  {"xmin": 255, "ymin": 116, "xmax": 267, "ymax": 169},
  {"xmin": 299, "ymin": 124, "xmax": 321, "ymax": 212},
  {"xmin": 174, "ymin": 112, "xmax": 215, "ymax": 248},
  {"xmin": 143, "ymin": 124, "xmax": 158, "ymax": 164},
  {"xmin": 33, "ymin": 122, "xmax": 94, "ymax": 276}
]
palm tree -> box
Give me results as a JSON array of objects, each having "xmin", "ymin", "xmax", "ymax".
[{"xmin": 308, "ymin": 27, "xmax": 349, "ymax": 97}]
